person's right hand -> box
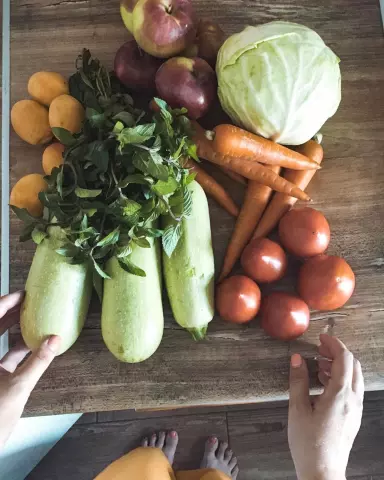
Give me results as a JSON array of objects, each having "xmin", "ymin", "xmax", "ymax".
[{"xmin": 288, "ymin": 334, "xmax": 364, "ymax": 480}]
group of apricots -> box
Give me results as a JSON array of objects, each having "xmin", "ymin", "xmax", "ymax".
[{"xmin": 10, "ymin": 71, "xmax": 84, "ymax": 217}]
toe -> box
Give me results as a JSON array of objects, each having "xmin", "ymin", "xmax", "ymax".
[
  {"xmin": 141, "ymin": 437, "xmax": 149, "ymax": 447},
  {"xmin": 232, "ymin": 465, "xmax": 240, "ymax": 479},
  {"xmin": 166, "ymin": 430, "xmax": 179, "ymax": 448},
  {"xmin": 149, "ymin": 433, "xmax": 157, "ymax": 447},
  {"xmin": 224, "ymin": 448, "xmax": 233, "ymax": 462},
  {"xmin": 204, "ymin": 436, "xmax": 218, "ymax": 456},
  {"xmin": 217, "ymin": 441, "xmax": 228, "ymax": 460},
  {"xmin": 229, "ymin": 456, "xmax": 238, "ymax": 470},
  {"xmin": 157, "ymin": 431, "xmax": 166, "ymax": 448}
]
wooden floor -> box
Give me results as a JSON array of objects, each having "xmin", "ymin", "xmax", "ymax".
[{"xmin": 27, "ymin": 391, "xmax": 384, "ymax": 480}]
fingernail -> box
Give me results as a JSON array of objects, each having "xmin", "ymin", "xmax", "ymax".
[
  {"xmin": 209, "ymin": 436, "xmax": 217, "ymax": 444},
  {"xmin": 291, "ymin": 353, "xmax": 302, "ymax": 368},
  {"xmin": 170, "ymin": 431, "xmax": 177, "ymax": 438},
  {"xmin": 45, "ymin": 335, "xmax": 61, "ymax": 354}
]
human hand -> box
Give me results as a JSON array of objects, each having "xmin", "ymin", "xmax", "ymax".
[
  {"xmin": 288, "ymin": 334, "xmax": 364, "ymax": 480},
  {"xmin": 0, "ymin": 291, "xmax": 61, "ymax": 449}
]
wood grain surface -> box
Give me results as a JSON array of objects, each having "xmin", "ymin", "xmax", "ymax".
[
  {"xmin": 7, "ymin": 0, "xmax": 384, "ymax": 415},
  {"xmin": 27, "ymin": 392, "xmax": 384, "ymax": 480}
]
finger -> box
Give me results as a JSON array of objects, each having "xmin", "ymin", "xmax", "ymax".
[
  {"xmin": 0, "ymin": 343, "xmax": 30, "ymax": 373},
  {"xmin": 318, "ymin": 343, "xmax": 332, "ymax": 359},
  {"xmin": 320, "ymin": 335, "xmax": 354, "ymax": 394},
  {"xmin": 289, "ymin": 354, "xmax": 311, "ymax": 413},
  {"xmin": 318, "ymin": 370, "xmax": 330, "ymax": 387},
  {"xmin": 0, "ymin": 291, "xmax": 24, "ymax": 320},
  {"xmin": 352, "ymin": 359, "xmax": 364, "ymax": 400},
  {"xmin": 14, "ymin": 336, "xmax": 61, "ymax": 391}
]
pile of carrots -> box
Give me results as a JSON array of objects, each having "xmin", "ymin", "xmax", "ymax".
[{"xmin": 189, "ymin": 122, "xmax": 324, "ymax": 281}]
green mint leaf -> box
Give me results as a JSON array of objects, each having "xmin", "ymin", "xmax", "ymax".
[
  {"xmin": 173, "ymin": 137, "xmax": 186, "ymax": 159},
  {"xmin": 118, "ymin": 174, "xmax": 147, "ymax": 188},
  {"xmin": 86, "ymin": 107, "xmax": 105, "ymax": 128},
  {"xmin": 52, "ymin": 127, "xmax": 76, "ymax": 146},
  {"xmin": 152, "ymin": 135, "xmax": 162, "ymax": 151},
  {"xmin": 154, "ymin": 97, "xmax": 168, "ymax": 111},
  {"xmin": 150, "ymin": 151, "xmax": 163, "ymax": 164},
  {"xmin": 116, "ymin": 244, "xmax": 132, "ymax": 259},
  {"xmin": 31, "ymin": 227, "xmax": 48, "ymax": 245},
  {"xmin": 92, "ymin": 244, "xmax": 113, "ymax": 259},
  {"xmin": 19, "ymin": 223, "xmax": 36, "ymax": 242},
  {"xmin": 187, "ymin": 142, "xmax": 199, "ymax": 161},
  {"xmin": 133, "ymin": 237, "xmax": 151, "ymax": 248},
  {"xmin": 113, "ymin": 121, "xmax": 124, "ymax": 134},
  {"xmin": 162, "ymin": 222, "xmax": 182, "ymax": 257},
  {"xmin": 145, "ymin": 227, "xmax": 163, "ymax": 238},
  {"xmin": 113, "ymin": 112, "xmax": 135, "ymax": 127},
  {"xmin": 83, "ymin": 208, "xmax": 98, "ymax": 217},
  {"xmin": 183, "ymin": 186, "xmax": 193, "ymax": 217},
  {"xmin": 10, "ymin": 205, "xmax": 38, "ymax": 225},
  {"xmin": 185, "ymin": 172, "xmax": 197, "ymax": 185},
  {"xmin": 96, "ymin": 227, "xmax": 120, "ymax": 247},
  {"xmin": 92, "ymin": 258, "xmax": 111, "ymax": 279},
  {"xmin": 121, "ymin": 198, "xmax": 142, "ymax": 217},
  {"xmin": 85, "ymin": 140, "xmax": 109, "ymax": 172},
  {"xmin": 75, "ymin": 187, "xmax": 103, "ymax": 198},
  {"xmin": 56, "ymin": 243, "xmax": 80, "ymax": 258},
  {"xmin": 152, "ymin": 177, "xmax": 178, "ymax": 196},
  {"xmin": 118, "ymin": 257, "xmax": 146, "ymax": 277},
  {"xmin": 133, "ymin": 150, "xmax": 168, "ymax": 181},
  {"xmin": 118, "ymin": 123, "xmax": 155, "ymax": 146}
]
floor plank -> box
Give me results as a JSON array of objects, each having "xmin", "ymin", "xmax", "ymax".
[
  {"xmin": 27, "ymin": 392, "xmax": 384, "ymax": 480},
  {"xmin": 26, "ymin": 413, "xmax": 228, "ymax": 479}
]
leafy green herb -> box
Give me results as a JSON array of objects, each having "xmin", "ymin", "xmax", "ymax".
[
  {"xmin": 162, "ymin": 222, "xmax": 182, "ymax": 257},
  {"xmin": 13, "ymin": 50, "xmax": 198, "ymax": 283}
]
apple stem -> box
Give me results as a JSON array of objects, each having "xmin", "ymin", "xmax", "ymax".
[{"xmin": 165, "ymin": 5, "xmax": 173, "ymax": 14}]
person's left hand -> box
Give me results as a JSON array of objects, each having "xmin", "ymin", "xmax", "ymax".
[{"xmin": 0, "ymin": 291, "xmax": 61, "ymax": 449}]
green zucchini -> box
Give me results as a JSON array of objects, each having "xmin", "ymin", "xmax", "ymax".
[
  {"xmin": 101, "ymin": 239, "xmax": 164, "ymax": 363},
  {"xmin": 162, "ymin": 181, "xmax": 215, "ymax": 340},
  {"xmin": 21, "ymin": 226, "xmax": 92, "ymax": 355}
]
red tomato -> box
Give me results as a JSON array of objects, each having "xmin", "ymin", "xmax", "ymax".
[
  {"xmin": 260, "ymin": 292, "xmax": 310, "ymax": 341},
  {"xmin": 241, "ymin": 238, "xmax": 287, "ymax": 283},
  {"xmin": 279, "ymin": 207, "xmax": 330, "ymax": 257},
  {"xmin": 298, "ymin": 255, "xmax": 355, "ymax": 310},
  {"xmin": 216, "ymin": 275, "xmax": 261, "ymax": 324}
]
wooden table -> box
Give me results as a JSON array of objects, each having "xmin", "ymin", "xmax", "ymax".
[{"xmin": 8, "ymin": 0, "xmax": 384, "ymax": 415}]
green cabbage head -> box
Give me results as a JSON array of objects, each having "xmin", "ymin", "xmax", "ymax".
[{"xmin": 216, "ymin": 21, "xmax": 341, "ymax": 145}]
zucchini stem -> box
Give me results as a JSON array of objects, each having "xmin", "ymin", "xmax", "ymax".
[{"xmin": 188, "ymin": 326, "xmax": 208, "ymax": 341}]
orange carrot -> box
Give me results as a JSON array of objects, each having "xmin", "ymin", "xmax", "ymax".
[
  {"xmin": 219, "ymin": 165, "xmax": 281, "ymax": 282},
  {"xmin": 211, "ymin": 124, "xmax": 320, "ymax": 171},
  {"xmin": 192, "ymin": 124, "xmax": 311, "ymax": 202},
  {"xmin": 185, "ymin": 158, "xmax": 239, "ymax": 217},
  {"xmin": 219, "ymin": 166, "xmax": 247, "ymax": 185},
  {"xmin": 253, "ymin": 140, "xmax": 324, "ymax": 239}
]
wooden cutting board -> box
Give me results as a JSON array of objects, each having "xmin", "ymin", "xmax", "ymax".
[{"xmin": 7, "ymin": 0, "xmax": 384, "ymax": 415}]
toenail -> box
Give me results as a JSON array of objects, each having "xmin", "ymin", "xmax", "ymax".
[
  {"xmin": 170, "ymin": 431, "xmax": 177, "ymax": 438},
  {"xmin": 209, "ymin": 436, "xmax": 218, "ymax": 444}
]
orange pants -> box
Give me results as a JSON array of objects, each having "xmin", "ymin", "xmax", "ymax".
[{"xmin": 94, "ymin": 447, "xmax": 231, "ymax": 480}]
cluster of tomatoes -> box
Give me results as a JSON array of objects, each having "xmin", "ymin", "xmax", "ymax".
[{"xmin": 216, "ymin": 207, "xmax": 355, "ymax": 341}]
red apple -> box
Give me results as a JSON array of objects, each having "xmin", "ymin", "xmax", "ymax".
[
  {"xmin": 132, "ymin": 0, "xmax": 196, "ymax": 58},
  {"xmin": 114, "ymin": 38, "xmax": 163, "ymax": 92},
  {"xmin": 120, "ymin": 0, "xmax": 140, "ymax": 33},
  {"xmin": 183, "ymin": 20, "xmax": 226, "ymax": 67},
  {"xmin": 155, "ymin": 56, "xmax": 216, "ymax": 119}
]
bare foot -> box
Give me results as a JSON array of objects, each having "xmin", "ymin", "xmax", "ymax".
[
  {"xmin": 141, "ymin": 430, "xmax": 179, "ymax": 465},
  {"xmin": 200, "ymin": 436, "xmax": 239, "ymax": 479}
]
